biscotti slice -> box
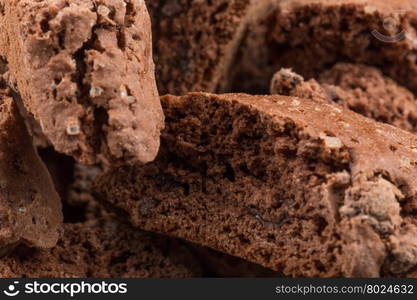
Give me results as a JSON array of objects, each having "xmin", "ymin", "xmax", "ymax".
[
  {"xmin": 146, "ymin": 0, "xmax": 272, "ymax": 95},
  {"xmin": 0, "ymin": 87, "xmax": 62, "ymax": 251},
  {"xmin": 270, "ymin": 63, "xmax": 417, "ymax": 133},
  {"xmin": 0, "ymin": 218, "xmax": 202, "ymax": 278},
  {"xmin": 0, "ymin": 0, "xmax": 164, "ymax": 165},
  {"xmin": 38, "ymin": 149, "xmax": 278, "ymax": 278},
  {"xmin": 230, "ymin": 0, "xmax": 417, "ymax": 94},
  {"xmin": 96, "ymin": 92, "xmax": 417, "ymax": 277}
]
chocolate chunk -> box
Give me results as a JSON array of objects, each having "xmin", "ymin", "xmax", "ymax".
[
  {"xmin": 0, "ymin": 88, "xmax": 62, "ymax": 251},
  {"xmin": 95, "ymin": 92, "xmax": 417, "ymax": 277},
  {"xmin": 270, "ymin": 63, "xmax": 417, "ymax": 133},
  {"xmin": 0, "ymin": 0, "xmax": 164, "ymax": 165}
]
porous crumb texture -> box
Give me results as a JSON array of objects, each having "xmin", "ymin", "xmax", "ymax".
[
  {"xmin": 96, "ymin": 93, "xmax": 417, "ymax": 277},
  {"xmin": 0, "ymin": 218, "xmax": 203, "ymax": 278},
  {"xmin": 145, "ymin": 0, "xmax": 272, "ymax": 95},
  {"xmin": 34, "ymin": 148, "xmax": 278, "ymax": 278},
  {"xmin": 230, "ymin": 0, "xmax": 417, "ymax": 94},
  {"xmin": 0, "ymin": 0, "xmax": 164, "ymax": 165},
  {"xmin": 0, "ymin": 85, "xmax": 62, "ymax": 251},
  {"xmin": 270, "ymin": 63, "xmax": 417, "ymax": 133}
]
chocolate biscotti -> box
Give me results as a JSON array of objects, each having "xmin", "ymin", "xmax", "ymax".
[
  {"xmin": 231, "ymin": 0, "xmax": 417, "ymax": 94},
  {"xmin": 0, "ymin": 0, "xmax": 164, "ymax": 165},
  {"xmin": 37, "ymin": 148, "xmax": 277, "ymax": 278},
  {"xmin": 0, "ymin": 218, "xmax": 202, "ymax": 278},
  {"xmin": 146, "ymin": 0, "xmax": 272, "ymax": 95},
  {"xmin": 270, "ymin": 63, "xmax": 417, "ymax": 133},
  {"xmin": 0, "ymin": 85, "xmax": 62, "ymax": 251},
  {"xmin": 95, "ymin": 92, "xmax": 417, "ymax": 277}
]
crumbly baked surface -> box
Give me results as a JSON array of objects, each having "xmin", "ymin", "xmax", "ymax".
[
  {"xmin": 0, "ymin": 218, "xmax": 202, "ymax": 278},
  {"xmin": 0, "ymin": 82, "xmax": 62, "ymax": 251},
  {"xmin": 29, "ymin": 147, "xmax": 275, "ymax": 278},
  {"xmin": 0, "ymin": 0, "xmax": 164, "ymax": 165},
  {"xmin": 231, "ymin": 0, "xmax": 417, "ymax": 94},
  {"xmin": 95, "ymin": 92, "xmax": 417, "ymax": 277},
  {"xmin": 145, "ymin": 0, "xmax": 272, "ymax": 95},
  {"xmin": 1, "ymin": 0, "xmax": 417, "ymax": 279},
  {"xmin": 270, "ymin": 63, "xmax": 417, "ymax": 133}
]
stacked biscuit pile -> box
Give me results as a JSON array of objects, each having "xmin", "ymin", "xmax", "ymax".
[{"xmin": 1, "ymin": 0, "xmax": 417, "ymax": 278}]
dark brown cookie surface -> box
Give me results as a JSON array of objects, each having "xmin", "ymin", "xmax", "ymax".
[
  {"xmin": 270, "ymin": 63, "xmax": 417, "ymax": 133},
  {"xmin": 146, "ymin": 0, "xmax": 272, "ymax": 95},
  {"xmin": 230, "ymin": 0, "xmax": 417, "ymax": 94},
  {"xmin": 0, "ymin": 0, "xmax": 164, "ymax": 165},
  {"xmin": 95, "ymin": 92, "xmax": 417, "ymax": 277},
  {"xmin": 0, "ymin": 86, "xmax": 62, "ymax": 251},
  {"xmin": 0, "ymin": 218, "xmax": 202, "ymax": 278}
]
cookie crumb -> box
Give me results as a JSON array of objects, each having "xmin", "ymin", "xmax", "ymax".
[
  {"xmin": 90, "ymin": 86, "xmax": 103, "ymax": 98},
  {"xmin": 320, "ymin": 133, "xmax": 343, "ymax": 149},
  {"xmin": 97, "ymin": 5, "xmax": 110, "ymax": 17},
  {"xmin": 66, "ymin": 120, "xmax": 80, "ymax": 136}
]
